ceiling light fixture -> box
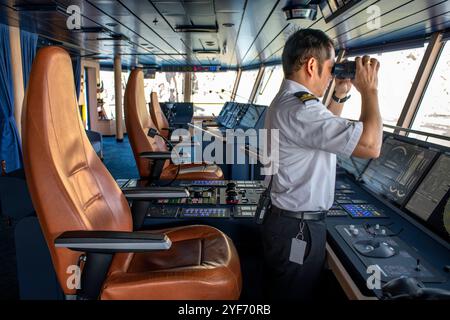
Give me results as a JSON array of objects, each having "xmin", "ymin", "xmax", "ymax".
[
  {"xmin": 175, "ymin": 25, "xmax": 218, "ymax": 33},
  {"xmin": 282, "ymin": 1, "xmax": 321, "ymax": 21},
  {"xmin": 193, "ymin": 49, "xmax": 220, "ymax": 54}
]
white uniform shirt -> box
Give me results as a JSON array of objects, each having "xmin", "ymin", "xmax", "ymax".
[{"xmin": 264, "ymin": 79, "xmax": 363, "ymax": 211}]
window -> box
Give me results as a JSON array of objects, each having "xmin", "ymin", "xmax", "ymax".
[
  {"xmin": 254, "ymin": 65, "xmax": 284, "ymax": 105},
  {"xmin": 191, "ymin": 71, "xmax": 237, "ymax": 116},
  {"xmin": 235, "ymin": 69, "xmax": 259, "ymax": 103},
  {"xmin": 98, "ymin": 70, "xmax": 129, "ymax": 120},
  {"xmin": 410, "ymin": 41, "xmax": 450, "ymax": 147},
  {"xmin": 143, "ymin": 72, "xmax": 184, "ymax": 104},
  {"xmin": 340, "ymin": 46, "xmax": 427, "ymax": 126}
]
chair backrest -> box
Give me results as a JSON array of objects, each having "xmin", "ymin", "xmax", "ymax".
[
  {"xmin": 124, "ymin": 69, "xmax": 168, "ymax": 178},
  {"xmin": 150, "ymin": 92, "xmax": 169, "ymax": 134},
  {"xmin": 22, "ymin": 46, "xmax": 132, "ymax": 295}
]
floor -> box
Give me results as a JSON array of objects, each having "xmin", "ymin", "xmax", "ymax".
[
  {"xmin": 102, "ymin": 135, "xmax": 140, "ymax": 179},
  {"xmin": 0, "ymin": 217, "xmax": 19, "ymax": 300}
]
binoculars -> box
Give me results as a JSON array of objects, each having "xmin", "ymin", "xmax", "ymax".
[{"xmin": 332, "ymin": 61, "xmax": 356, "ymax": 79}]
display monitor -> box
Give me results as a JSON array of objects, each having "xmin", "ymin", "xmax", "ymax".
[
  {"xmin": 406, "ymin": 153, "xmax": 450, "ymax": 241},
  {"xmin": 361, "ymin": 137, "xmax": 438, "ymax": 206},
  {"xmin": 217, "ymin": 102, "xmax": 234, "ymax": 124},
  {"xmin": 238, "ymin": 104, "xmax": 266, "ymax": 129},
  {"xmin": 217, "ymin": 102, "xmax": 239, "ymax": 128}
]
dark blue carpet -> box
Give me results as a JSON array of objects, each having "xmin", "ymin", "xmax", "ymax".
[
  {"xmin": 102, "ymin": 136, "xmax": 140, "ymax": 180},
  {"xmin": 0, "ymin": 218, "xmax": 19, "ymax": 300}
]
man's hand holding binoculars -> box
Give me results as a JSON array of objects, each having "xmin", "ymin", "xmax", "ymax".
[
  {"xmin": 332, "ymin": 55, "xmax": 380, "ymax": 99},
  {"xmin": 352, "ymin": 55, "xmax": 380, "ymax": 95}
]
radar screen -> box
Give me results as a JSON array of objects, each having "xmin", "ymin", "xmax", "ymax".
[
  {"xmin": 361, "ymin": 137, "xmax": 438, "ymax": 206},
  {"xmin": 406, "ymin": 154, "xmax": 450, "ymax": 242}
]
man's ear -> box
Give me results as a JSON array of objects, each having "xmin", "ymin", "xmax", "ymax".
[{"xmin": 305, "ymin": 57, "xmax": 316, "ymax": 78}]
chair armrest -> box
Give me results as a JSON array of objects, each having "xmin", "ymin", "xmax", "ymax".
[
  {"xmin": 122, "ymin": 187, "xmax": 189, "ymax": 200},
  {"xmin": 174, "ymin": 141, "xmax": 201, "ymax": 147},
  {"xmin": 170, "ymin": 135, "xmax": 195, "ymax": 143},
  {"xmin": 139, "ymin": 151, "xmax": 171, "ymax": 160},
  {"xmin": 55, "ymin": 230, "xmax": 171, "ymax": 253}
]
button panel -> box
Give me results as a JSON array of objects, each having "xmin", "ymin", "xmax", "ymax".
[{"xmin": 342, "ymin": 204, "xmax": 386, "ymax": 218}]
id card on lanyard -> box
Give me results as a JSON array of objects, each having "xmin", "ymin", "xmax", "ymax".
[{"xmin": 289, "ymin": 216, "xmax": 307, "ymax": 265}]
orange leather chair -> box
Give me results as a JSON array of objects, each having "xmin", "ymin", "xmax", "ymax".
[
  {"xmin": 124, "ymin": 69, "xmax": 223, "ymax": 180},
  {"xmin": 22, "ymin": 47, "xmax": 241, "ymax": 300},
  {"xmin": 150, "ymin": 91, "xmax": 171, "ymax": 139}
]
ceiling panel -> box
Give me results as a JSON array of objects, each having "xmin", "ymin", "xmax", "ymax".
[
  {"xmin": 337, "ymin": 0, "xmax": 450, "ymax": 49},
  {"xmin": 230, "ymin": 0, "xmax": 279, "ymax": 66},
  {"xmin": 184, "ymin": 1, "xmax": 214, "ymax": 16},
  {"xmin": 0, "ymin": 0, "xmax": 448, "ymax": 69},
  {"xmin": 330, "ymin": 0, "xmax": 445, "ymax": 45}
]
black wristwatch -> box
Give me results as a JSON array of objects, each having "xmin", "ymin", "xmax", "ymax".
[{"xmin": 332, "ymin": 91, "xmax": 351, "ymax": 103}]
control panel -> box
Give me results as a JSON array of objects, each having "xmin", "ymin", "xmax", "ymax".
[
  {"xmin": 336, "ymin": 224, "xmax": 445, "ymax": 283},
  {"xmin": 327, "ymin": 188, "xmax": 383, "ymax": 218},
  {"xmin": 128, "ymin": 180, "xmax": 266, "ymax": 219}
]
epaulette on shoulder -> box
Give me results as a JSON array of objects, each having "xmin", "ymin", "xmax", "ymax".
[{"xmin": 294, "ymin": 91, "xmax": 319, "ymax": 104}]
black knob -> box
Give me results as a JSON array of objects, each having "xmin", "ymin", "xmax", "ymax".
[
  {"xmin": 226, "ymin": 182, "xmax": 236, "ymax": 189},
  {"xmin": 227, "ymin": 190, "xmax": 238, "ymax": 197}
]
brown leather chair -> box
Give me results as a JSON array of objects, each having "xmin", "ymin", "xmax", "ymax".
[
  {"xmin": 124, "ymin": 69, "xmax": 224, "ymax": 180},
  {"xmin": 22, "ymin": 46, "xmax": 241, "ymax": 300},
  {"xmin": 150, "ymin": 91, "xmax": 170, "ymax": 139}
]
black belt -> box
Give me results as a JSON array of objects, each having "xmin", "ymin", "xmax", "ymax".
[{"xmin": 271, "ymin": 206, "xmax": 327, "ymax": 221}]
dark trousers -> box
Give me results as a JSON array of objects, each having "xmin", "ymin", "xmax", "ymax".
[{"xmin": 261, "ymin": 207, "xmax": 327, "ymax": 301}]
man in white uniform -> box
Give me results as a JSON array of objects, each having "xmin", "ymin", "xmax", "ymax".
[{"xmin": 262, "ymin": 28, "xmax": 383, "ymax": 301}]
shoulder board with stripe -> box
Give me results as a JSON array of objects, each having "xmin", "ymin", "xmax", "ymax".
[{"xmin": 294, "ymin": 91, "xmax": 319, "ymax": 103}]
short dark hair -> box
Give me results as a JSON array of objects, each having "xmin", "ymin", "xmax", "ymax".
[{"xmin": 282, "ymin": 29, "xmax": 334, "ymax": 77}]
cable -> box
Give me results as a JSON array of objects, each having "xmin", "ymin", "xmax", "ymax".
[{"xmin": 147, "ymin": 128, "xmax": 182, "ymax": 186}]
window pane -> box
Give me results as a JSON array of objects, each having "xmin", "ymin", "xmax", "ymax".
[
  {"xmin": 191, "ymin": 71, "xmax": 237, "ymax": 116},
  {"xmin": 99, "ymin": 70, "xmax": 129, "ymax": 120},
  {"xmin": 235, "ymin": 69, "xmax": 259, "ymax": 103},
  {"xmin": 340, "ymin": 47, "xmax": 426, "ymax": 126},
  {"xmin": 143, "ymin": 72, "xmax": 184, "ymax": 103},
  {"xmin": 254, "ymin": 65, "xmax": 284, "ymax": 105},
  {"xmin": 410, "ymin": 41, "xmax": 450, "ymax": 147}
]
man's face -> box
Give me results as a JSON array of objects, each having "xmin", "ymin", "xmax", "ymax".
[{"xmin": 314, "ymin": 48, "xmax": 335, "ymax": 97}]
